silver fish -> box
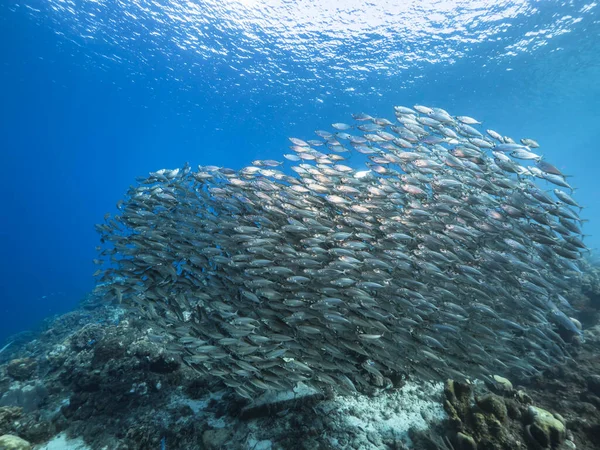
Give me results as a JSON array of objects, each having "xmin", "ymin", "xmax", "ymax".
[{"xmin": 96, "ymin": 105, "xmax": 584, "ymax": 400}]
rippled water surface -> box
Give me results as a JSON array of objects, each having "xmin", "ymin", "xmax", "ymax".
[
  {"xmin": 1, "ymin": 0, "xmax": 599, "ymax": 339},
  {"xmin": 23, "ymin": 1, "xmax": 596, "ymax": 89}
]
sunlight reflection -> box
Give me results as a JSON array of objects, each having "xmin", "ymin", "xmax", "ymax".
[{"xmin": 14, "ymin": 0, "xmax": 595, "ymax": 92}]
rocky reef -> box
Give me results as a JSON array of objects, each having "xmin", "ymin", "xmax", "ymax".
[{"xmin": 0, "ymin": 261, "xmax": 599, "ymax": 449}]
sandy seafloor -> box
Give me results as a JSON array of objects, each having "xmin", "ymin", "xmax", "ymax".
[{"xmin": 0, "ymin": 262, "xmax": 599, "ymax": 450}]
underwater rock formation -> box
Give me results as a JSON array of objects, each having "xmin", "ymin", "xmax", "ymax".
[
  {"xmin": 0, "ymin": 284, "xmax": 598, "ymax": 449},
  {"xmin": 443, "ymin": 378, "xmax": 573, "ymax": 450},
  {"xmin": 5, "ymin": 360, "xmax": 37, "ymax": 382},
  {"xmin": 0, "ymin": 434, "xmax": 31, "ymax": 450}
]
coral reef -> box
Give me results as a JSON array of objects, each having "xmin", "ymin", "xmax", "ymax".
[
  {"xmin": 0, "ymin": 262, "xmax": 598, "ymax": 449},
  {"xmin": 443, "ymin": 379, "xmax": 571, "ymax": 450}
]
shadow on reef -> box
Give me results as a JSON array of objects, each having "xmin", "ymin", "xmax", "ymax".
[{"xmin": 0, "ymin": 263, "xmax": 599, "ymax": 449}]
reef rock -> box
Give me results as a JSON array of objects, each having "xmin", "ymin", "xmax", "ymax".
[
  {"xmin": 5, "ymin": 360, "xmax": 37, "ymax": 382},
  {"xmin": 526, "ymin": 405, "xmax": 566, "ymax": 448},
  {"xmin": 493, "ymin": 375, "xmax": 514, "ymax": 393},
  {"xmin": 443, "ymin": 377, "xmax": 573, "ymax": 450},
  {"xmin": 0, "ymin": 383, "xmax": 47, "ymax": 413},
  {"xmin": 586, "ymin": 374, "xmax": 600, "ymax": 397},
  {"xmin": 0, "ymin": 435, "xmax": 31, "ymax": 450},
  {"xmin": 0, "ymin": 408, "xmax": 22, "ymax": 436},
  {"xmin": 201, "ymin": 429, "xmax": 233, "ymax": 450}
]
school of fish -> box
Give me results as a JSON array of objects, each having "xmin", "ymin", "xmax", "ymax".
[{"xmin": 94, "ymin": 105, "xmax": 587, "ymax": 400}]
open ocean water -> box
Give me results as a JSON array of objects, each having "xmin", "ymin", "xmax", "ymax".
[
  {"xmin": 0, "ymin": 2, "xmax": 600, "ymax": 449},
  {"xmin": 1, "ymin": 0, "xmax": 599, "ymax": 343}
]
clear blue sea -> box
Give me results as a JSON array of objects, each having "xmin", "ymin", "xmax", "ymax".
[{"xmin": 1, "ymin": 0, "xmax": 599, "ymax": 343}]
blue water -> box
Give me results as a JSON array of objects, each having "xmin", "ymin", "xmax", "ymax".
[{"xmin": 1, "ymin": 0, "xmax": 599, "ymax": 343}]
